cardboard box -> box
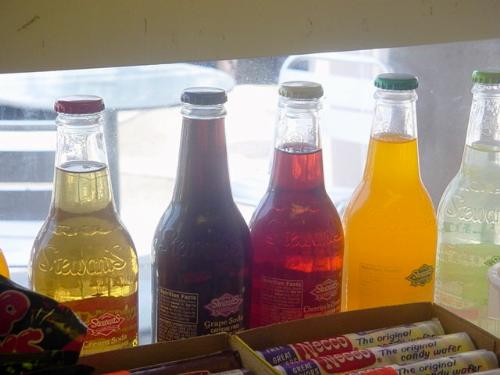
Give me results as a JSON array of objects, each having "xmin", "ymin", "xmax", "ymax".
[
  {"xmin": 79, "ymin": 332, "xmax": 271, "ymax": 374},
  {"xmin": 233, "ymin": 302, "xmax": 500, "ymax": 374},
  {"xmin": 80, "ymin": 303, "xmax": 500, "ymax": 374}
]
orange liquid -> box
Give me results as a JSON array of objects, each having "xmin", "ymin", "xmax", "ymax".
[
  {"xmin": 343, "ymin": 133, "xmax": 436, "ymax": 311},
  {"xmin": 0, "ymin": 249, "xmax": 9, "ymax": 278}
]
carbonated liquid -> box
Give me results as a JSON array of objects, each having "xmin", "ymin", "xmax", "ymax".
[
  {"xmin": 31, "ymin": 161, "xmax": 138, "ymax": 355},
  {"xmin": 436, "ymin": 141, "xmax": 500, "ymax": 335},
  {"xmin": 250, "ymin": 143, "xmax": 344, "ymax": 327},
  {"xmin": 343, "ymin": 134, "xmax": 436, "ymax": 310}
]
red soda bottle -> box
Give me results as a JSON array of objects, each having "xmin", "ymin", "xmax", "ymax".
[{"xmin": 249, "ymin": 81, "xmax": 344, "ymax": 327}]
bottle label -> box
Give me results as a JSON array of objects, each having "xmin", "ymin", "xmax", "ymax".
[
  {"xmin": 310, "ymin": 279, "xmax": 339, "ymax": 302},
  {"xmin": 204, "ymin": 293, "xmax": 243, "ymax": 318},
  {"xmin": 406, "ymin": 264, "xmax": 434, "ymax": 287},
  {"xmin": 63, "ymin": 292, "xmax": 137, "ymax": 354},
  {"xmin": 260, "ymin": 275, "xmax": 340, "ymax": 325},
  {"xmin": 157, "ymin": 287, "xmax": 245, "ymax": 341},
  {"xmin": 158, "ymin": 288, "xmax": 199, "ymax": 340},
  {"xmin": 357, "ymin": 262, "xmax": 434, "ymax": 308}
]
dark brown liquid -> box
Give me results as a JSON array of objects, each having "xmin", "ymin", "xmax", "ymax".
[{"xmin": 152, "ymin": 116, "xmax": 251, "ymax": 341}]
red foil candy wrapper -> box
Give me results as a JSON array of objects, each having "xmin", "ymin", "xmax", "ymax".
[{"xmin": 0, "ymin": 275, "xmax": 87, "ymax": 374}]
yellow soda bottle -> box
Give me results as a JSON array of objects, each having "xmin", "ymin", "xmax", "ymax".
[
  {"xmin": 0, "ymin": 248, "xmax": 9, "ymax": 277},
  {"xmin": 342, "ymin": 73, "xmax": 436, "ymax": 311},
  {"xmin": 30, "ymin": 96, "xmax": 139, "ymax": 355}
]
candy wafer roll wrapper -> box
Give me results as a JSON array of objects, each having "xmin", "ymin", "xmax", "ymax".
[
  {"xmin": 258, "ymin": 319, "xmax": 445, "ymax": 366},
  {"xmin": 351, "ymin": 349, "xmax": 498, "ymax": 375},
  {"xmin": 274, "ymin": 333, "xmax": 475, "ymax": 375}
]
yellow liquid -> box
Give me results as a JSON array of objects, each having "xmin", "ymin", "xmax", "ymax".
[
  {"xmin": 30, "ymin": 161, "xmax": 139, "ymax": 355},
  {"xmin": 0, "ymin": 249, "xmax": 9, "ymax": 278},
  {"xmin": 343, "ymin": 134, "xmax": 436, "ymax": 311}
]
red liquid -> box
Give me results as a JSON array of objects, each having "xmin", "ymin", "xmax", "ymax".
[{"xmin": 249, "ymin": 143, "xmax": 344, "ymax": 327}]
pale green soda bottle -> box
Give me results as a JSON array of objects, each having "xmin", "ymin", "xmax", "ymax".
[{"xmin": 435, "ymin": 70, "xmax": 500, "ymax": 336}]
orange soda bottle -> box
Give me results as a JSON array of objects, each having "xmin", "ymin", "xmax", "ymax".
[
  {"xmin": 0, "ymin": 248, "xmax": 9, "ymax": 277},
  {"xmin": 342, "ymin": 73, "xmax": 436, "ymax": 310}
]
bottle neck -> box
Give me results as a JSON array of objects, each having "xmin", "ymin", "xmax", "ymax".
[
  {"xmin": 461, "ymin": 83, "xmax": 500, "ymax": 171},
  {"xmin": 270, "ymin": 97, "xmax": 324, "ymax": 190},
  {"xmin": 364, "ymin": 89, "xmax": 421, "ymax": 183},
  {"xmin": 371, "ymin": 89, "xmax": 417, "ymax": 138},
  {"xmin": 465, "ymin": 83, "xmax": 500, "ymax": 148},
  {"xmin": 52, "ymin": 112, "xmax": 114, "ymax": 214},
  {"xmin": 173, "ymin": 103, "xmax": 233, "ymax": 203}
]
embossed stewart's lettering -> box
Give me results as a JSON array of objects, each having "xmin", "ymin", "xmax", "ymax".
[
  {"xmin": 446, "ymin": 195, "xmax": 500, "ymax": 224},
  {"xmin": 38, "ymin": 246, "xmax": 126, "ymax": 275}
]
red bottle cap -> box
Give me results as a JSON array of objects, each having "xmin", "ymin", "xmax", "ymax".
[{"xmin": 54, "ymin": 95, "xmax": 105, "ymax": 114}]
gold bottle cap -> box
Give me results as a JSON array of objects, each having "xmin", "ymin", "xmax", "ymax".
[{"xmin": 279, "ymin": 81, "xmax": 324, "ymax": 100}]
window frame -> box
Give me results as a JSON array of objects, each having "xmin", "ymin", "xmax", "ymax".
[{"xmin": 1, "ymin": 0, "xmax": 500, "ymax": 74}]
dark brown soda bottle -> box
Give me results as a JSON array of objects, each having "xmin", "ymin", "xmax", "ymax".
[
  {"xmin": 152, "ymin": 88, "xmax": 251, "ymax": 342},
  {"xmin": 249, "ymin": 82, "xmax": 344, "ymax": 327}
]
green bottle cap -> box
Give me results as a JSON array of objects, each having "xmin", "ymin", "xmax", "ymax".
[
  {"xmin": 472, "ymin": 70, "xmax": 500, "ymax": 84},
  {"xmin": 374, "ymin": 73, "xmax": 419, "ymax": 90},
  {"xmin": 279, "ymin": 81, "xmax": 324, "ymax": 99}
]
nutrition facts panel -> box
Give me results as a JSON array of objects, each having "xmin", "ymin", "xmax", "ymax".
[{"xmin": 158, "ymin": 287, "xmax": 199, "ymax": 340}]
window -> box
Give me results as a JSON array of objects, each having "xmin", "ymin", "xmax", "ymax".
[
  {"xmin": 2, "ymin": 0, "xmax": 500, "ymax": 344},
  {"xmin": 2, "ymin": 38, "xmax": 500, "ymax": 342}
]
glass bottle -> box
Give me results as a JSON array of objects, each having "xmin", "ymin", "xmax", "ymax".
[
  {"xmin": 0, "ymin": 248, "xmax": 9, "ymax": 277},
  {"xmin": 152, "ymin": 88, "xmax": 251, "ymax": 342},
  {"xmin": 249, "ymin": 81, "xmax": 344, "ymax": 328},
  {"xmin": 343, "ymin": 73, "xmax": 436, "ymax": 311},
  {"xmin": 30, "ymin": 96, "xmax": 139, "ymax": 355},
  {"xmin": 435, "ymin": 70, "xmax": 500, "ymax": 336}
]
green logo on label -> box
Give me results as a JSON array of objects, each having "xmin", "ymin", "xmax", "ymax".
[{"xmin": 406, "ymin": 264, "xmax": 434, "ymax": 287}]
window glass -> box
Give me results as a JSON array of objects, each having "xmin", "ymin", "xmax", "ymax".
[{"xmin": 1, "ymin": 38, "xmax": 499, "ymax": 343}]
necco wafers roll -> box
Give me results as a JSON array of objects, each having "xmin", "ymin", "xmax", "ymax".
[
  {"xmin": 274, "ymin": 332, "xmax": 475, "ymax": 375},
  {"xmin": 351, "ymin": 349, "xmax": 498, "ymax": 375},
  {"xmin": 258, "ymin": 319, "xmax": 444, "ymax": 366}
]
